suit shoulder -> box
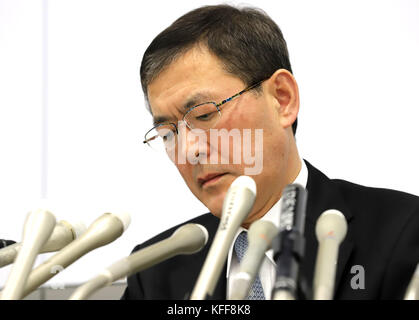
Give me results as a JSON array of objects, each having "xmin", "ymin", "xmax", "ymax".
[
  {"xmin": 305, "ymin": 160, "xmax": 419, "ymax": 207},
  {"xmin": 333, "ymin": 178, "xmax": 419, "ymax": 201},
  {"xmin": 332, "ymin": 178, "xmax": 419, "ymax": 216},
  {"xmin": 130, "ymin": 212, "xmax": 218, "ymax": 254}
]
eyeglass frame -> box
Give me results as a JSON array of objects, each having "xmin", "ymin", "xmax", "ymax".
[{"xmin": 143, "ymin": 78, "xmax": 267, "ymax": 145}]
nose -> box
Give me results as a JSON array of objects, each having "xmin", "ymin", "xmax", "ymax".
[{"xmin": 177, "ymin": 122, "xmax": 209, "ymax": 164}]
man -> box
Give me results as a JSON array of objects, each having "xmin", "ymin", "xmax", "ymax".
[{"xmin": 121, "ymin": 4, "xmax": 419, "ymax": 300}]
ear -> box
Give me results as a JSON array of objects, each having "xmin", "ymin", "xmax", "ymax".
[{"xmin": 266, "ymin": 69, "xmax": 300, "ymax": 130}]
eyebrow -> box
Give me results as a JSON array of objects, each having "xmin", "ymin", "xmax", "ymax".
[{"xmin": 152, "ymin": 91, "xmax": 215, "ymax": 126}]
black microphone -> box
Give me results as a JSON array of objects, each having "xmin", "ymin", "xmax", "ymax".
[
  {"xmin": 0, "ymin": 240, "xmax": 16, "ymax": 249},
  {"xmin": 271, "ymin": 183, "xmax": 308, "ymax": 300}
]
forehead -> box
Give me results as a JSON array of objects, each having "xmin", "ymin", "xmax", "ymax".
[{"xmin": 147, "ymin": 46, "xmax": 244, "ymax": 121}]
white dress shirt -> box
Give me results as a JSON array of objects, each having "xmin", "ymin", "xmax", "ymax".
[{"xmin": 226, "ymin": 160, "xmax": 308, "ymax": 299}]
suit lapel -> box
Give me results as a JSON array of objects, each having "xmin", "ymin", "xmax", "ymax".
[{"xmin": 303, "ymin": 160, "xmax": 354, "ymax": 298}]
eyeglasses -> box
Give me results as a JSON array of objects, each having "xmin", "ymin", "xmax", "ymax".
[{"xmin": 143, "ymin": 79, "xmax": 266, "ymax": 153}]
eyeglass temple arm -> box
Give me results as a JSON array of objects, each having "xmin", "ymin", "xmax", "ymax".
[{"xmin": 215, "ymin": 80, "xmax": 264, "ymax": 107}]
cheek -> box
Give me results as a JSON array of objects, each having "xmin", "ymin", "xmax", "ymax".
[
  {"xmin": 176, "ymin": 164, "xmax": 194, "ymax": 188},
  {"xmin": 228, "ymin": 108, "xmax": 256, "ymax": 129},
  {"xmin": 213, "ymin": 103, "xmax": 269, "ymax": 168}
]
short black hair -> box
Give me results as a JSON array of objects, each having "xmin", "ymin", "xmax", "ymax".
[{"xmin": 140, "ymin": 4, "xmax": 297, "ymax": 135}]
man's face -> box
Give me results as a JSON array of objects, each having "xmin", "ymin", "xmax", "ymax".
[{"xmin": 147, "ymin": 46, "xmax": 298, "ymax": 226}]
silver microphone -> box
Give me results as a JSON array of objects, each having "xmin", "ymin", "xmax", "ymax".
[
  {"xmin": 229, "ymin": 220, "xmax": 278, "ymax": 300},
  {"xmin": 313, "ymin": 209, "xmax": 348, "ymax": 300},
  {"xmin": 0, "ymin": 220, "xmax": 87, "ymax": 268},
  {"xmin": 1, "ymin": 209, "xmax": 56, "ymax": 300},
  {"xmin": 190, "ymin": 175, "xmax": 257, "ymax": 300},
  {"xmin": 20, "ymin": 211, "xmax": 131, "ymax": 299},
  {"xmin": 69, "ymin": 223, "xmax": 208, "ymax": 300}
]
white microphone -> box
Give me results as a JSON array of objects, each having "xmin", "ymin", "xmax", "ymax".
[
  {"xmin": 313, "ymin": 209, "xmax": 348, "ymax": 300},
  {"xmin": 1, "ymin": 209, "xmax": 56, "ymax": 300},
  {"xmin": 190, "ymin": 175, "xmax": 257, "ymax": 300},
  {"xmin": 404, "ymin": 263, "xmax": 419, "ymax": 300},
  {"xmin": 20, "ymin": 211, "xmax": 131, "ymax": 299},
  {"xmin": 0, "ymin": 220, "xmax": 87, "ymax": 268},
  {"xmin": 229, "ymin": 220, "xmax": 279, "ymax": 300},
  {"xmin": 69, "ymin": 223, "xmax": 209, "ymax": 300}
]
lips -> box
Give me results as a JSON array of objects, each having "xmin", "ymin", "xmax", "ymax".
[{"xmin": 198, "ymin": 173, "xmax": 227, "ymax": 187}]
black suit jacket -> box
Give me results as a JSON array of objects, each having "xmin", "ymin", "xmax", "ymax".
[{"xmin": 122, "ymin": 160, "xmax": 419, "ymax": 300}]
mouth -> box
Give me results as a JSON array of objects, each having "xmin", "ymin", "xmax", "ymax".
[{"xmin": 198, "ymin": 173, "xmax": 228, "ymax": 188}]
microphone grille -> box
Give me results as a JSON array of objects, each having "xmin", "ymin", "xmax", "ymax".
[
  {"xmin": 195, "ymin": 224, "xmax": 209, "ymax": 245},
  {"xmin": 111, "ymin": 212, "xmax": 131, "ymax": 231},
  {"xmin": 231, "ymin": 176, "xmax": 256, "ymax": 195},
  {"xmin": 248, "ymin": 220, "xmax": 279, "ymax": 246},
  {"xmin": 171, "ymin": 223, "xmax": 209, "ymax": 254},
  {"xmin": 315, "ymin": 209, "xmax": 348, "ymax": 243}
]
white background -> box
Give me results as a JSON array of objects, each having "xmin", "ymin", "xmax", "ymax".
[{"xmin": 1, "ymin": 0, "xmax": 418, "ymax": 290}]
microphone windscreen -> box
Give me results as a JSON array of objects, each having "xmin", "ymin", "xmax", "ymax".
[
  {"xmin": 170, "ymin": 223, "xmax": 209, "ymax": 254},
  {"xmin": 315, "ymin": 209, "xmax": 347, "ymax": 243},
  {"xmin": 109, "ymin": 212, "xmax": 131, "ymax": 231}
]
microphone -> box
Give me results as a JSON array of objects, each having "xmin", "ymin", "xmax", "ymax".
[
  {"xmin": 229, "ymin": 220, "xmax": 279, "ymax": 300},
  {"xmin": 0, "ymin": 220, "xmax": 87, "ymax": 268},
  {"xmin": 69, "ymin": 223, "xmax": 209, "ymax": 300},
  {"xmin": 0, "ymin": 240, "xmax": 16, "ymax": 249},
  {"xmin": 404, "ymin": 263, "xmax": 419, "ymax": 300},
  {"xmin": 313, "ymin": 209, "xmax": 348, "ymax": 300},
  {"xmin": 272, "ymin": 183, "xmax": 307, "ymax": 300},
  {"xmin": 1, "ymin": 209, "xmax": 56, "ymax": 300},
  {"xmin": 190, "ymin": 175, "xmax": 257, "ymax": 300},
  {"xmin": 20, "ymin": 211, "xmax": 131, "ymax": 299}
]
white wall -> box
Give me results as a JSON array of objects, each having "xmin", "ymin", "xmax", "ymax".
[{"xmin": 1, "ymin": 0, "xmax": 418, "ymax": 290}]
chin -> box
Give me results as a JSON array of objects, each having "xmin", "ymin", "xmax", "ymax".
[
  {"xmin": 205, "ymin": 190, "xmax": 229, "ymax": 218},
  {"xmin": 207, "ymin": 203, "xmax": 223, "ymax": 219},
  {"xmin": 197, "ymin": 179, "xmax": 233, "ymax": 218}
]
